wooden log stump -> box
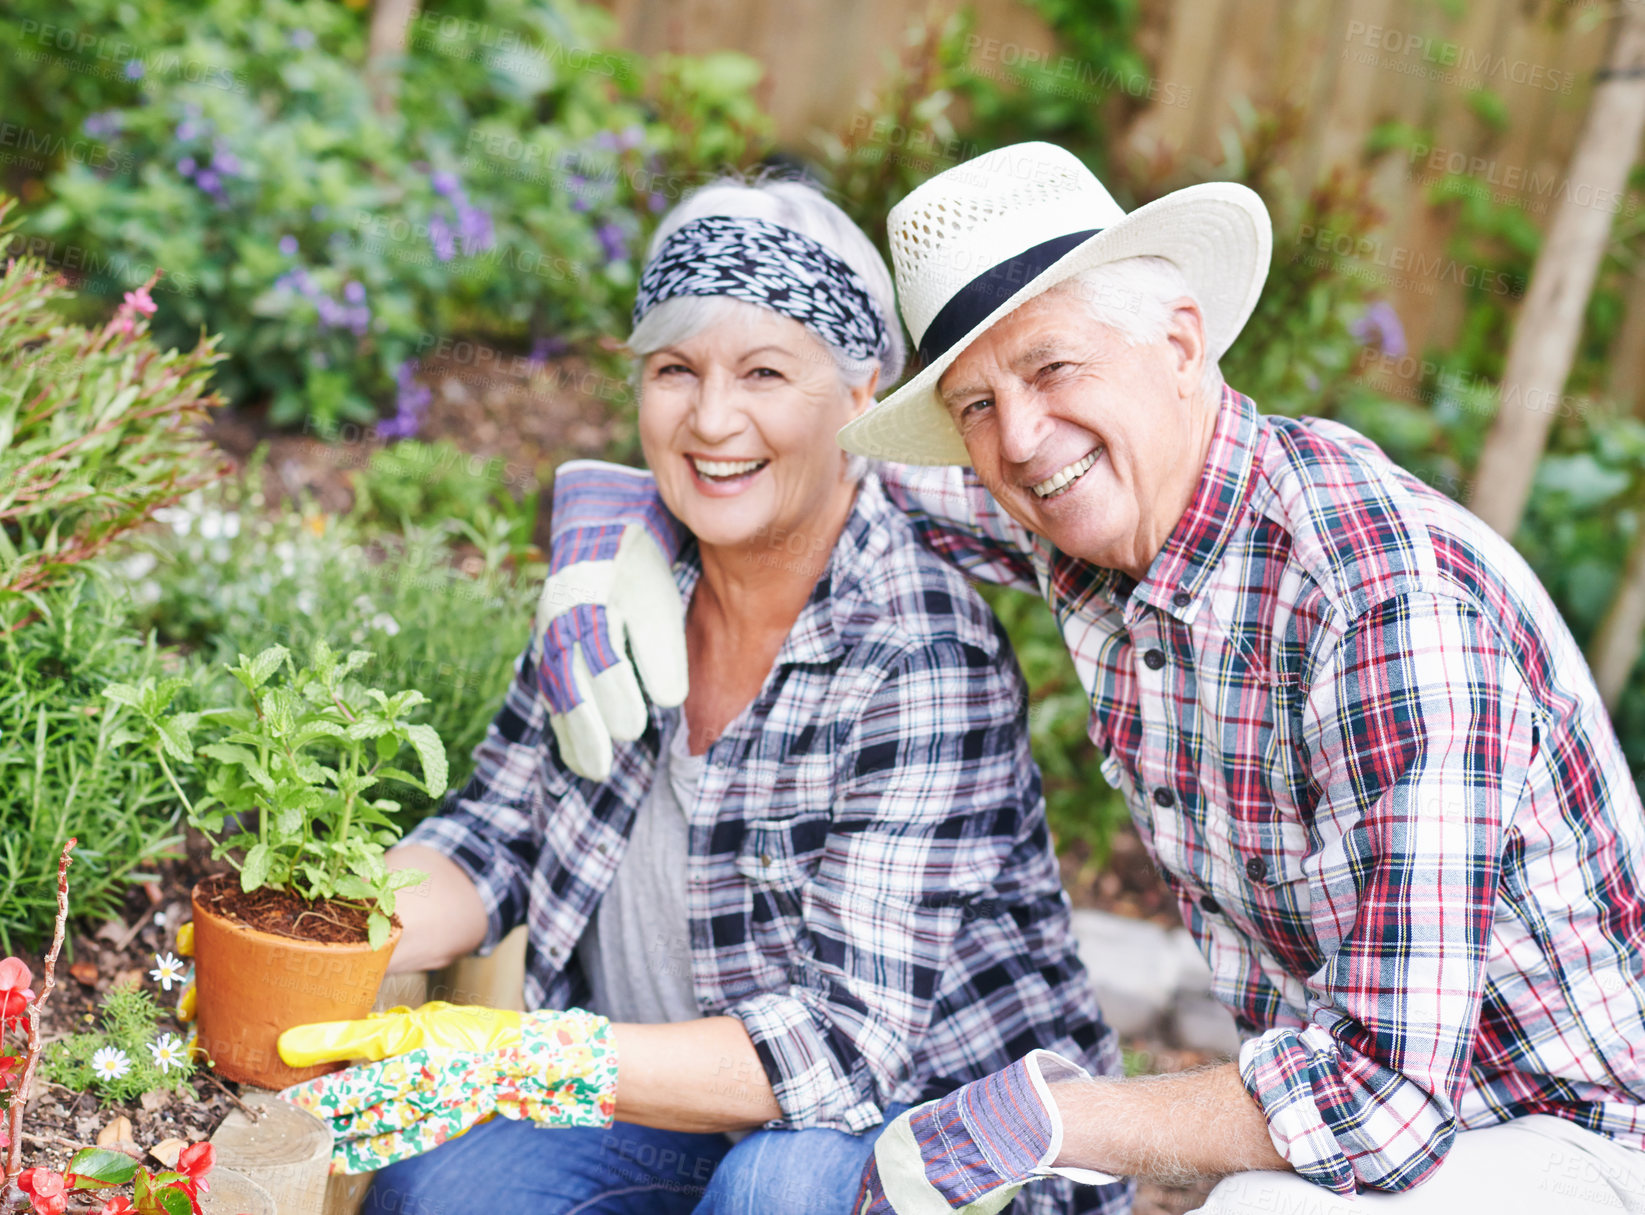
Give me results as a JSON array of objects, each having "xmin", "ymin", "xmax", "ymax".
[
  {"xmin": 201, "ymin": 1165, "xmax": 276, "ymax": 1215},
  {"xmin": 211, "ymin": 1092, "xmax": 332, "ymax": 1215},
  {"xmin": 324, "ymin": 1168, "xmax": 377, "ymax": 1215}
]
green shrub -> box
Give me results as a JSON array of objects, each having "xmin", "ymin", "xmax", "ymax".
[
  {"xmin": 17, "ymin": 0, "xmax": 770, "ymax": 431},
  {"xmin": 347, "ymin": 438, "xmax": 541, "ymax": 567},
  {"xmin": 0, "ymin": 575, "xmax": 184, "ymax": 951},
  {"xmin": 0, "ymin": 194, "xmax": 229, "ymax": 619}
]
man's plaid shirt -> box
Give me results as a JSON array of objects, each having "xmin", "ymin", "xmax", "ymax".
[
  {"xmin": 406, "ymin": 475, "xmax": 1126, "ymax": 1215},
  {"xmin": 886, "ymin": 386, "xmax": 1645, "ymax": 1196}
]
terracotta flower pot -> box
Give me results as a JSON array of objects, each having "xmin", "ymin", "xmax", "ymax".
[{"xmin": 190, "ymin": 881, "xmax": 401, "ymax": 1090}]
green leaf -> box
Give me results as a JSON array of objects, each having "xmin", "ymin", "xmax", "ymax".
[
  {"xmin": 153, "ymin": 1183, "xmax": 193, "ymax": 1215},
  {"xmin": 248, "ymin": 644, "xmax": 290, "ymax": 689},
  {"xmin": 153, "ymin": 717, "xmax": 194, "ymax": 764},
  {"xmin": 403, "ymin": 723, "xmax": 448, "ymax": 799},
  {"xmin": 375, "ymin": 732, "xmax": 401, "ymax": 763},
  {"xmin": 66, "ymin": 1146, "xmax": 140, "ymax": 1188},
  {"xmin": 367, "ymin": 910, "xmax": 390, "ymax": 951},
  {"xmin": 241, "ymin": 842, "xmax": 272, "ymax": 890},
  {"xmin": 335, "ymin": 875, "xmax": 372, "ymax": 899},
  {"xmin": 101, "ymin": 682, "xmax": 145, "ymax": 710}
]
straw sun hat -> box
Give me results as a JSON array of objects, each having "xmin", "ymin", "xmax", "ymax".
[{"xmin": 837, "ymin": 142, "xmax": 1273, "ymax": 466}]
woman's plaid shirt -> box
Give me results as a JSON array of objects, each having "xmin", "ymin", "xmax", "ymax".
[
  {"xmin": 405, "ymin": 475, "xmax": 1126, "ymax": 1215},
  {"xmin": 886, "ymin": 387, "xmax": 1645, "ymax": 1196}
]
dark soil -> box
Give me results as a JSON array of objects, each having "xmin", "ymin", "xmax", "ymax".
[{"xmin": 193, "ymin": 872, "xmax": 382, "ymax": 946}]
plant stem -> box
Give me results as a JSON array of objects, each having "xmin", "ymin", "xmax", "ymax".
[
  {"xmin": 3, "ymin": 838, "xmax": 74, "ymax": 1192},
  {"xmin": 153, "ymin": 747, "xmax": 196, "ymax": 820}
]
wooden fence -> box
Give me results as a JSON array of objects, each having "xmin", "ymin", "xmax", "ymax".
[{"xmin": 599, "ymin": 0, "xmax": 1643, "ymax": 414}]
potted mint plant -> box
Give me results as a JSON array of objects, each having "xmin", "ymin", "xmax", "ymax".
[{"xmin": 104, "ymin": 640, "xmax": 447, "ymax": 1089}]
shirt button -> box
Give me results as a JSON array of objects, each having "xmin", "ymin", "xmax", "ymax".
[
  {"xmin": 1152, "ymin": 787, "xmax": 1175, "ymax": 808},
  {"xmin": 1143, "ymin": 648, "xmax": 1166, "ymax": 670},
  {"xmin": 1200, "ymin": 894, "xmax": 1222, "ymax": 915},
  {"xmin": 1245, "ymin": 856, "xmax": 1268, "ymax": 881},
  {"xmin": 760, "ymin": 853, "xmax": 773, "ymax": 868},
  {"xmin": 1172, "ymin": 591, "xmax": 1192, "ymax": 608}
]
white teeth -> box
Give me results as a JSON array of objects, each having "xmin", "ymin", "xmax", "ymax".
[
  {"xmin": 1031, "ymin": 449, "xmax": 1100, "ymax": 498},
  {"xmin": 691, "ymin": 457, "xmax": 767, "ymax": 478}
]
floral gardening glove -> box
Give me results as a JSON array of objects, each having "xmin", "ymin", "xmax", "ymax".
[
  {"xmin": 278, "ymin": 1002, "xmax": 618, "ymax": 1174},
  {"xmin": 535, "ymin": 460, "xmax": 688, "ymax": 782},
  {"xmin": 856, "ymin": 1050, "xmax": 1119, "ymax": 1214}
]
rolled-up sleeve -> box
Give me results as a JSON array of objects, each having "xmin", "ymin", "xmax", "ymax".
[
  {"xmin": 725, "ymin": 636, "xmax": 1035, "ymax": 1131},
  {"xmin": 1238, "ymin": 592, "xmax": 1539, "ymax": 1193},
  {"xmin": 403, "ymin": 643, "xmax": 551, "ymax": 954}
]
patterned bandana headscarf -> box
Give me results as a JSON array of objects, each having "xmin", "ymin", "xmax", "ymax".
[{"xmin": 631, "ymin": 215, "xmax": 891, "ymax": 364}]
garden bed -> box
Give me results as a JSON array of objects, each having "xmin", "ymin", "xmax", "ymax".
[{"xmin": 15, "ymin": 847, "xmax": 241, "ymax": 1177}]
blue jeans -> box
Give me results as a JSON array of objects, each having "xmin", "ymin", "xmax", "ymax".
[{"xmin": 360, "ymin": 1104, "xmax": 913, "ymax": 1215}]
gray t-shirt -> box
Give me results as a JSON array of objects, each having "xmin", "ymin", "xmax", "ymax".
[{"xmin": 576, "ymin": 709, "xmax": 702, "ymax": 1024}]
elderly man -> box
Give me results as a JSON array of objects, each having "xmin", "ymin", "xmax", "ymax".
[{"xmin": 531, "ymin": 144, "xmax": 1645, "ymax": 1215}]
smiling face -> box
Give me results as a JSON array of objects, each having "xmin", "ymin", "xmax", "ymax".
[
  {"xmin": 937, "ymin": 287, "xmax": 1217, "ymax": 579},
  {"xmin": 638, "ymin": 304, "xmax": 874, "ymax": 560}
]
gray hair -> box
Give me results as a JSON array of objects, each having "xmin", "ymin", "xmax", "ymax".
[
  {"xmin": 1046, "ymin": 256, "xmax": 1225, "ymax": 403},
  {"xmin": 628, "ymin": 178, "xmax": 903, "ymax": 482}
]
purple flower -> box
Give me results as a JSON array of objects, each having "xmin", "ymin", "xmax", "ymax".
[
  {"xmin": 647, "ymin": 192, "xmax": 668, "ymax": 213},
  {"xmin": 177, "ymin": 156, "xmax": 197, "ymax": 177},
  {"xmin": 428, "ymin": 213, "xmax": 456, "ymax": 262},
  {"xmin": 83, "ymin": 111, "xmax": 122, "ymax": 139},
  {"xmin": 595, "ymin": 222, "xmax": 627, "ymax": 264},
  {"xmin": 176, "ymin": 120, "xmax": 201, "ymax": 142},
  {"xmin": 456, "ymin": 203, "xmax": 494, "ymax": 254},
  {"xmin": 343, "ymin": 280, "xmax": 366, "ymax": 303},
  {"xmin": 195, "ymin": 168, "xmax": 222, "ymax": 195},
  {"xmin": 289, "ymin": 28, "xmax": 316, "ymax": 50},
  {"xmin": 315, "ymin": 296, "xmax": 346, "ymax": 327},
  {"xmin": 278, "ymin": 234, "xmax": 298, "ymax": 256},
  {"xmin": 528, "ymin": 335, "xmax": 569, "ymax": 366},
  {"xmin": 1350, "ymin": 300, "xmax": 1407, "ymax": 358},
  {"xmin": 431, "ymin": 170, "xmax": 461, "ymax": 199},
  {"xmin": 211, "ymin": 148, "xmax": 241, "ymax": 176},
  {"xmin": 379, "ymin": 360, "xmax": 433, "ymax": 439},
  {"xmin": 124, "ymin": 59, "xmax": 145, "ymax": 80},
  {"xmin": 593, "ymin": 131, "xmax": 619, "ymax": 151},
  {"xmin": 618, "ymin": 124, "xmax": 645, "ymax": 151},
  {"xmin": 570, "ymin": 195, "xmax": 592, "ymax": 214},
  {"xmin": 346, "ymin": 305, "xmax": 371, "ymax": 336}
]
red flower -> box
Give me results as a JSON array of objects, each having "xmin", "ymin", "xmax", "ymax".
[
  {"xmin": 0, "ymin": 1053, "xmax": 20, "ymax": 1086},
  {"xmin": 0, "ymin": 957, "xmax": 34, "ymax": 1026},
  {"xmin": 95, "ymin": 1198, "xmax": 134, "ymax": 1215},
  {"xmin": 177, "ymin": 1141, "xmax": 214, "ymax": 1194},
  {"xmin": 17, "ymin": 1168, "xmax": 67, "ymax": 1215}
]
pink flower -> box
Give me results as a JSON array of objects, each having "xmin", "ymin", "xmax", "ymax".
[
  {"xmin": 0, "ymin": 957, "xmax": 34, "ymax": 1026},
  {"xmin": 122, "ymin": 286, "xmax": 157, "ymax": 316}
]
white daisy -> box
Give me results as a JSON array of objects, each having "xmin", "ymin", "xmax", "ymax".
[
  {"xmin": 150, "ymin": 952, "xmax": 187, "ymax": 992},
  {"xmin": 91, "ymin": 1046, "xmax": 131, "ymax": 1080},
  {"xmin": 148, "ymin": 1034, "xmax": 187, "ymax": 1074}
]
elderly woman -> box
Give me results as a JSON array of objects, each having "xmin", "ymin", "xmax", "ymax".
[{"xmin": 358, "ymin": 179, "xmax": 1127, "ymax": 1215}]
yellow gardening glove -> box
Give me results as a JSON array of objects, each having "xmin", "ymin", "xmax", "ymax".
[
  {"xmin": 278, "ymin": 1003, "xmax": 618, "ymax": 1174},
  {"xmin": 278, "ymin": 1001, "xmax": 524, "ymax": 1066}
]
